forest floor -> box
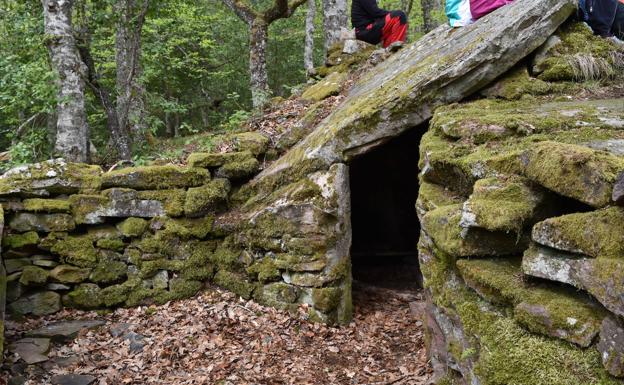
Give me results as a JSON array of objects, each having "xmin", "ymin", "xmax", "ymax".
[{"xmin": 2, "ymin": 282, "xmax": 431, "ymax": 385}]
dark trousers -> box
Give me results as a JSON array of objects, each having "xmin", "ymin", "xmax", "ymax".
[
  {"xmin": 614, "ymin": 2, "xmax": 624, "ymax": 39},
  {"xmin": 586, "ymin": 0, "xmax": 619, "ymax": 37}
]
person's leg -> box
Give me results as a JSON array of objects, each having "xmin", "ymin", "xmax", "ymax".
[
  {"xmin": 381, "ymin": 10, "xmax": 408, "ymax": 48},
  {"xmin": 612, "ymin": 2, "xmax": 624, "ymax": 39},
  {"xmin": 355, "ymin": 18, "xmax": 387, "ymax": 45},
  {"xmin": 588, "ymin": 0, "xmax": 618, "ymax": 37}
]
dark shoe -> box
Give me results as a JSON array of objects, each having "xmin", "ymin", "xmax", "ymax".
[{"xmin": 386, "ymin": 41, "xmax": 404, "ymax": 52}]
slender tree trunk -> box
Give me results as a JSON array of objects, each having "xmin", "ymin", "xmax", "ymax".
[
  {"xmin": 322, "ymin": 0, "xmax": 347, "ymax": 54},
  {"xmin": 249, "ymin": 19, "xmax": 270, "ymax": 109},
  {"xmin": 304, "ymin": 0, "xmax": 316, "ymax": 73},
  {"xmin": 421, "ymin": 0, "xmax": 438, "ymax": 33},
  {"xmin": 42, "ymin": 0, "xmax": 90, "ymax": 163},
  {"xmin": 115, "ymin": 0, "xmax": 148, "ymax": 147}
]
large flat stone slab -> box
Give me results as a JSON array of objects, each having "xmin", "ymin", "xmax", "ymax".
[
  {"xmin": 255, "ymin": 0, "xmax": 576, "ymax": 189},
  {"xmin": 26, "ymin": 319, "xmax": 105, "ymax": 342}
]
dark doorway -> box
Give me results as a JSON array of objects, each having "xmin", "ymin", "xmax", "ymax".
[{"xmin": 349, "ymin": 126, "xmax": 425, "ymax": 290}]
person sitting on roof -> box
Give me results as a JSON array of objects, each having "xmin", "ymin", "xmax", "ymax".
[
  {"xmin": 446, "ymin": 0, "xmax": 515, "ymax": 27},
  {"xmin": 351, "ymin": 0, "xmax": 408, "ymax": 51},
  {"xmin": 579, "ymin": 0, "xmax": 624, "ymax": 44}
]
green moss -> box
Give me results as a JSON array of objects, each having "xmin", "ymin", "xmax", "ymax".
[
  {"xmin": 116, "ymin": 217, "xmax": 149, "ymax": 238},
  {"xmin": 51, "ymin": 235, "xmax": 98, "ymax": 268},
  {"xmin": 96, "ymin": 238, "xmax": 126, "ymax": 251},
  {"xmin": 102, "ymin": 165, "xmax": 210, "ymax": 190},
  {"xmin": 209, "ymin": 246, "xmax": 242, "ymax": 269},
  {"xmin": 483, "ymin": 66, "xmax": 552, "ymax": 100},
  {"xmin": 69, "ymin": 195, "xmax": 108, "ymax": 224},
  {"xmin": 139, "ymin": 259, "xmax": 185, "ymax": 278},
  {"xmin": 136, "ymin": 189, "xmax": 186, "ymax": 217},
  {"xmin": 22, "ymin": 199, "xmax": 71, "ymax": 213},
  {"xmin": 188, "ymin": 151, "xmax": 254, "ymax": 169},
  {"xmin": 2, "ymin": 231, "xmax": 39, "ymax": 249},
  {"xmin": 246, "ymin": 258, "xmax": 281, "ymax": 282},
  {"xmin": 100, "ymin": 283, "xmax": 131, "ymax": 307},
  {"xmin": 536, "ymin": 21, "xmax": 624, "ymax": 82},
  {"xmin": 301, "ymin": 71, "xmax": 347, "ymax": 102},
  {"xmin": 217, "ymin": 157, "xmax": 260, "ymax": 180},
  {"xmin": 158, "ymin": 217, "xmax": 214, "ymax": 240},
  {"xmin": 534, "ymin": 207, "xmax": 624, "ymax": 258},
  {"xmin": 213, "ymin": 270, "xmax": 255, "ymax": 299},
  {"xmin": 90, "ymin": 260, "xmax": 127, "ymax": 283},
  {"xmin": 523, "ymin": 141, "xmax": 624, "ymax": 207},
  {"xmin": 254, "ymin": 282, "xmax": 300, "ymax": 310},
  {"xmin": 155, "ymin": 279, "xmax": 202, "ymax": 302},
  {"xmin": 66, "ymin": 283, "xmax": 103, "ymax": 309},
  {"xmin": 184, "ymin": 179, "xmax": 230, "ymax": 217},
  {"xmin": 19, "ymin": 266, "xmax": 49, "ymax": 286},
  {"xmin": 311, "ymin": 287, "xmax": 342, "ymax": 313},
  {"xmin": 49, "ymin": 265, "xmax": 91, "ymax": 283},
  {"xmin": 417, "ymin": 181, "xmax": 465, "ymax": 214},
  {"xmin": 227, "ymin": 132, "xmax": 270, "ymax": 156}
]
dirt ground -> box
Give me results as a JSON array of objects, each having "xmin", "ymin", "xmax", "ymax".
[{"xmin": 2, "ymin": 282, "xmax": 431, "ymax": 385}]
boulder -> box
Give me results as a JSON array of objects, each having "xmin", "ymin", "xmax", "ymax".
[
  {"xmin": 9, "ymin": 338, "xmax": 50, "ymax": 364},
  {"xmin": 532, "ymin": 207, "xmax": 624, "ymax": 258},
  {"xmin": 26, "ymin": 319, "xmax": 105, "ymax": 342},
  {"xmin": 0, "ymin": 159, "xmax": 102, "ymax": 197},
  {"xmin": 226, "ymin": 132, "xmax": 270, "ymax": 156},
  {"xmin": 9, "ymin": 213, "xmax": 75, "ymax": 233},
  {"xmin": 215, "ymin": 157, "xmax": 260, "ymax": 180},
  {"xmin": 9, "ymin": 291, "xmax": 61, "ymax": 316},
  {"xmin": 256, "ymin": 0, "xmax": 577, "ymax": 188},
  {"xmin": 102, "ymin": 165, "xmax": 209, "ymax": 190},
  {"xmin": 19, "ymin": 266, "xmax": 49, "ymax": 286},
  {"xmin": 597, "ymin": 316, "xmax": 624, "ymax": 377},
  {"xmin": 70, "ymin": 190, "xmax": 166, "ymax": 225}
]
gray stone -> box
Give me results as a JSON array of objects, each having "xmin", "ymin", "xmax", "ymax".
[
  {"xmin": 125, "ymin": 331, "xmax": 146, "ymax": 353},
  {"xmin": 46, "ymin": 283, "xmax": 71, "ymax": 291},
  {"xmin": 257, "ymin": 0, "xmax": 576, "ymax": 182},
  {"xmin": 27, "ymin": 320, "xmax": 105, "ymax": 342},
  {"xmin": 614, "ymin": 171, "xmax": 624, "ymax": 206},
  {"xmin": 49, "ymin": 265, "xmax": 91, "ymax": 284},
  {"xmin": 32, "ymin": 255, "xmax": 59, "ymax": 268},
  {"xmin": 531, "ymin": 34, "xmax": 562, "ymax": 74},
  {"xmin": 5, "ymin": 258, "xmax": 31, "ymax": 274},
  {"xmin": 152, "ymin": 270, "xmax": 169, "ymax": 290},
  {"xmin": 523, "ymin": 244, "xmax": 624, "ymax": 318},
  {"xmin": 42, "ymin": 355, "xmax": 80, "ymax": 371},
  {"xmin": 9, "ymin": 338, "xmax": 50, "ymax": 364},
  {"xmin": 71, "ymin": 189, "xmax": 166, "ymax": 225},
  {"xmin": 50, "ymin": 374, "xmax": 97, "ymax": 385},
  {"xmin": 9, "ymin": 291, "xmax": 61, "ymax": 316},
  {"xmin": 586, "ymin": 139, "xmax": 624, "ymax": 156},
  {"xmin": 109, "ymin": 322, "xmax": 133, "ymax": 338},
  {"xmin": 9, "ymin": 212, "xmax": 75, "ymax": 233},
  {"xmin": 101, "ymin": 164, "xmax": 209, "ymax": 190},
  {"xmin": 597, "ymin": 316, "xmax": 624, "ymax": 377}
]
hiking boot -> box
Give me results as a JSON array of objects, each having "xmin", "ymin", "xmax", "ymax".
[
  {"xmin": 606, "ymin": 35, "xmax": 624, "ymax": 48},
  {"xmin": 386, "ymin": 41, "xmax": 404, "ymax": 53}
]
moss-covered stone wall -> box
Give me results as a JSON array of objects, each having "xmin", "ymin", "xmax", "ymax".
[
  {"xmin": 419, "ymin": 21, "xmax": 624, "ymax": 384},
  {"xmin": 0, "ymin": 130, "xmax": 351, "ymax": 325}
]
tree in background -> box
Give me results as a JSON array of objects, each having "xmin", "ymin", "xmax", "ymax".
[
  {"xmin": 322, "ymin": 0, "xmax": 348, "ymax": 53},
  {"xmin": 42, "ymin": 0, "xmax": 90, "ymax": 162},
  {"xmin": 222, "ymin": 0, "xmax": 307, "ymax": 108},
  {"xmin": 304, "ymin": 0, "xmax": 316, "ymax": 73}
]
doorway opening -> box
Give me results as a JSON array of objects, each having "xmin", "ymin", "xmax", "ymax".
[{"xmin": 349, "ymin": 126, "xmax": 425, "ymax": 291}]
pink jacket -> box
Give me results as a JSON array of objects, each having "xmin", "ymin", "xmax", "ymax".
[{"xmin": 470, "ymin": 0, "xmax": 514, "ymax": 20}]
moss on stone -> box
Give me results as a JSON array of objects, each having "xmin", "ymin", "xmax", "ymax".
[
  {"xmin": 214, "ymin": 270, "xmax": 255, "ymax": 299},
  {"xmin": 2, "ymin": 231, "xmax": 39, "ymax": 249},
  {"xmin": 100, "ymin": 283, "xmax": 131, "ymax": 307},
  {"xmin": 301, "ymin": 71, "xmax": 347, "ymax": 102},
  {"xmin": 22, "ymin": 198, "xmax": 71, "ymax": 213},
  {"xmin": 184, "ymin": 179, "xmax": 230, "ymax": 217},
  {"xmin": 254, "ymin": 282, "xmax": 300, "ymax": 310},
  {"xmin": 226, "ymin": 132, "xmax": 270, "ymax": 156},
  {"xmin": 311, "ymin": 287, "xmax": 342, "ymax": 313},
  {"xmin": 246, "ymin": 258, "xmax": 281, "ymax": 283},
  {"xmin": 533, "ymin": 207, "xmax": 624, "ymax": 259},
  {"xmin": 482, "ymin": 66, "xmax": 552, "ymax": 100},
  {"xmin": 69, "ymin": 194, "xmax": 109, "ymax": 224},
  {"xmin": 19, "ymin": 266, "xmax": 49, "ymax": 286},
  {"xmin": 156, "ymin": 278, "xmax": 202, "ymax": 303},
  {"xmin": 158, "ymin": 217, "xmax": 214, "ymax": 240},
  {"xmin": 139, "ymin": 259, "xmax": 185, "ymax": 279},
  {"xmin": 51, "ymin": 235, "xmax": 98, "ymax": 268},
  {"xmin": 102, "ymin": 165, "xmax": 210, "ymax": 190},
  {"xmin": 536, "ymin": 21, "xmax": 624, "ymax": 82},
  {"xmin": 116, "ymin": 217, "xmax": 149, "ymax": 238},
  {"xmin": 66, "ymin": 283, "xmax": 103, "ymax": 309},
  {"xmin": 209, "ymin": 246, "xmax": 242, "ymax": 270},
  {"xmin": 417, "ymin": 181, "xmax": 465, "ymax": 215},
  {"xmin": 90, "ymin": 260, "xmax": 127, "ymax": 284},
  {"xmin": 49, "ymin": 265, "xmax": 90, "ymax": 283},
  {"xmin": 217, "ymin": 157, "xmax": 260, "ymax": 180},
  {"xmin": 96, "ymin": 238, "xmax": 126, "ymax": 252},
  {"xmin": 136, "ymin": 189, "xmax": 187, "ymax": 217},
  {"xmin": 188, "ymin": 151, "xmax": 254, "ymax": 169}
]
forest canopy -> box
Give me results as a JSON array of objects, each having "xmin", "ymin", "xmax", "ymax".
[{"xmin": 0, "ymin": 0, "xmax": 445, "ymax": 170}]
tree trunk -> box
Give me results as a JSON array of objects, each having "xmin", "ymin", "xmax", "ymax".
[
  {"xmin": 304, "ymin": 0, "xmax": 316, "ymax": 73},
  {"xmin": 249, "ymin": 19, "xmax": 270, "ymax": 109},
  {"xmin": 42, "ymin": 0, "xmax": 90, "ymax": 163},
  {"xmin": 322, "ymin": 0, "xmax": 348, "ymax": 54},
  {"xmin": 115, "ymin": 0, "xmax": 148, "ymax": 148},
  {"xmin": 421, "ymin": 0, "xmax": 438, "ymax": 33}
]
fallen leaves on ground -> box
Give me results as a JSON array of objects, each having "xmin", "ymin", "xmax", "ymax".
[{"xmin": 3, "ymin": 283, "xmax": 430, "ymax": 385}]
